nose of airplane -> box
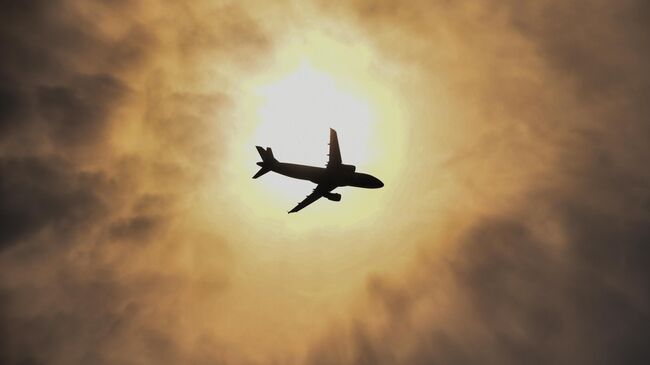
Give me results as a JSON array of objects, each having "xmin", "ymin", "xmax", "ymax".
[{"xmin": 372, "ymin": 176, "xmax": 384, "ymax": 188}]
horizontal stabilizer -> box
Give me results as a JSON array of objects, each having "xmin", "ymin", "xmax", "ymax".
[{"xmin": 252, "ymin": 167, "xmax": 270, "ymax": 179}]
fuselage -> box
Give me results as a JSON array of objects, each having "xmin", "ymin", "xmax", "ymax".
[{"xmin": 262, "ymin": 161, "xmax": 384, "ymax": 189}]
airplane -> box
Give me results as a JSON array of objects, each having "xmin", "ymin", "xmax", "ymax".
[{"xmin": 253, "ymin": 128, "xmax": 384, "ymax": 213}]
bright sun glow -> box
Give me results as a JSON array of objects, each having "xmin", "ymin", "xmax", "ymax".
[
  {"xmin": 256, "ymin": 62, "xmax": 373, "ymax": 165},
  {"xmin": 253, "ymin": 62, "xmax": 375, "ymax": 196},
  {"xmin": 221, "ymin": 29, "xmax": 408, "ymax": 231}
]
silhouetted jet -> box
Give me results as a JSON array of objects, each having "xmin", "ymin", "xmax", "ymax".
[{"xmin": 253, "ymin": 128, "xmax": 384, "ymax": 213}]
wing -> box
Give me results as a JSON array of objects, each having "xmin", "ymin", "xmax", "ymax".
[
  {"xmin": 327, "ymin": 128, "xmax": 342, "ymax": 167},
  {"xmin": 288, "ymin": 184, "xmax": 335, "ymax": 213}
]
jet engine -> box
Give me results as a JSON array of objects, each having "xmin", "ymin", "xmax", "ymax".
[
  {"xmin": 341, "ymin": 164, "xmax": 356, "ymax": 172},
  {"xmin": 324, "ymin": 192, "xmax": 342, "ymax": 201}
]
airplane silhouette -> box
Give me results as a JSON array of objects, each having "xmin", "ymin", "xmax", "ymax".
[{"xmin": 253, "ymin": 128, "xmax": 384, "ymax": 213}]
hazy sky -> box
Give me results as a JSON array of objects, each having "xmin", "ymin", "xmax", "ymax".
[{"xmin": 1, "ymin": 1, "xmax": 648, "ymax": 364}]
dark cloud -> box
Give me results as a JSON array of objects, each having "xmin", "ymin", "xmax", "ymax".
[
  {"xmin": 0, "ymin": 0, "xmax": 263, "ymax": 363},
  {"xmin": 0, "ymin": 262, "xmax": 213, "ymax": 365},
  {"xmin": 0, "ymin": 156, "xmax": 109, "ymax": 250},
  {"xmin": 109, "ymin": 214, "xmax": 161, "ymax": 241},
  {"xmin": 0, "ymin": 0, "xmax": 147, "ymax": 150},
  {"xmin": 509, "ymin": 1, "xmax": 650, "ymax": 97},
  {"xmin": 0, "ymin": 1, "xmax": 192, "ymax": 364},
  {"xmin": 36, "ymin": 74, "xmax": 128, "ymax": 146},
  {"xmin": 0, "ymin": 0, "xmax": 139, "ymax": 249}
]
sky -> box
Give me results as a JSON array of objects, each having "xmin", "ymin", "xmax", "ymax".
[{"xmin": 1, "ymin": 0, "xmax": 649, "ymax": 364}]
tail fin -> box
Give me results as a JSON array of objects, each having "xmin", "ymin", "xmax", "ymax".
[
  {"xmin": 252, "ymin": 146, "xmax": 277, "ymax": 179},
  {"xmin": 256, "ymin": 146, "xmax": 276, "ymax": 164}
]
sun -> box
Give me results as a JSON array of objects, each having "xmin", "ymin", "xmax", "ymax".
[
  {"xmin": 255, "ymin": 62, "xmax": 373, "ymax": 166},
  {"xmin": 219, "ymin": 28, "xmax": 408, "ymax": 230},
  {"xmin": 251, "ymin": 61, "xmax": 375, "ymax": 196}
]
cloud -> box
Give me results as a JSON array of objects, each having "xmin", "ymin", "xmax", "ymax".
[
  {"xmin": 0, "ymin": 1, "xmax": 243, "ymax": 364},
  {"xmin": 0, "ymin": 156, "xmax": 109, "ymax": 250},
  {"xmin": 36, "ymin": 74, "xmax": 128, "ymax": 146},
  {"xmin": 1, "ymin": 0, "xmax": 648, "ymax": 364}
]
